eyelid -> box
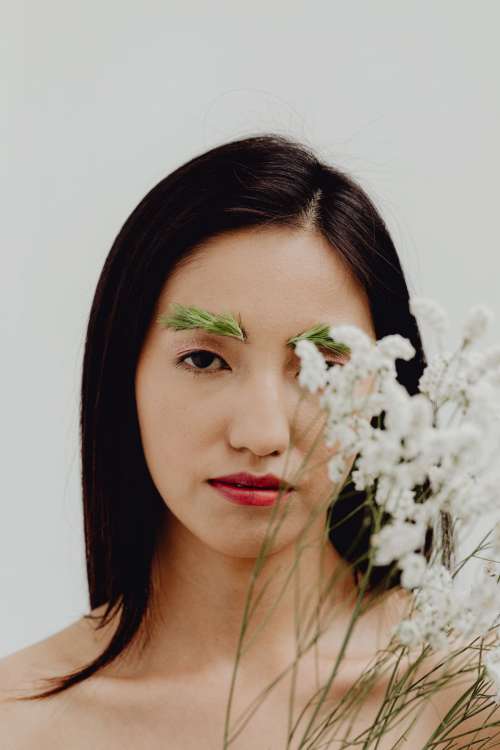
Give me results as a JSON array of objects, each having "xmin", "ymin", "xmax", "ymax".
[
  {"xmin": 174, "ymin": 348, "xmax": 228, "ymax": 376},
  {"xmin": 174, "ymin": 347, "xmax": 345, "ymax": 376},
  {"xmin": 175, "ymin": 341, "xmax": 345, "ymax": 359},
  {"xmin": 175, "ymin": 332, "xmax": 348, "ymax": 359}
]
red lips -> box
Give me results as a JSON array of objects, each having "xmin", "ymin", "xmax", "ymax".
[{"xmin": 208, "ymin": 472, "xmax": 294, "ymax": 491}]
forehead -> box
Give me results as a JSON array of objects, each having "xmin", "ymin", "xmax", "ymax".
[{"xmin": 156, "ymin": 226, "xmax": 375, "ymax": 338}]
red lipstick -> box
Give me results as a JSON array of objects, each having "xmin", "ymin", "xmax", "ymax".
[{"xmin": 207, "ymin": 472, "xmax": 294, "ymax": 507}]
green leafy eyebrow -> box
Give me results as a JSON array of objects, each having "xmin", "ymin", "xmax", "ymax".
[{"xmin": 156, "ymin": 303, "xmax": 351, "ymax": 357}]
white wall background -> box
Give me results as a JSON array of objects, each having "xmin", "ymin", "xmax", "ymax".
[{"xmin": 2, "ymin": 1, "xmax": 499, "ymax": 658}]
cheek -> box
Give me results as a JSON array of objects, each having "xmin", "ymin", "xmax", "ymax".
[
  {"xmin": 134, "ymin": 363, "xmax": 192, "ymax": 486},
  {"xmin": 134, "ymin": 358, "xmax": 223, "ymax": 495}
]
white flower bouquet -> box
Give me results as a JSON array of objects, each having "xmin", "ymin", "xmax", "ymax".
[{"xmin": 222, "ymin": 298, "xmax": 500, "ymax": 749}]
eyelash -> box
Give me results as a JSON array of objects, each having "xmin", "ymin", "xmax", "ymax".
[{"xmin": 174, "ymin": 348, "xmax": 344, "ymax": 377}]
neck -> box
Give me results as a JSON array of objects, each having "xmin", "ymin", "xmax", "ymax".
[
  {"xmin": 113, "ymin": 509, "xmax": 364, "ymax": 685},
  {"xmin": 85, "ymin": 508, "xmax": 409, "ymax": 691}
]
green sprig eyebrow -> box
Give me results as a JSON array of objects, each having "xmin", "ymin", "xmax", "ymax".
[{"xmin": 156, "ymin": 303, "xmax": 351, "ymax": 357}]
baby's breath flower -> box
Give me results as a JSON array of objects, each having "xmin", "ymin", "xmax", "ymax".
[
  {"xmin": 325, "ymin": 424, "xmax": 359, "ymax": 452},
  {"xmin": 382, "ymin": 381, "xmax": 413, "ymax": 437},
  {"xmin": 295, "ymin": 306, "xmax": 500, "ymax": 659},
  {"xmin": 294, "ymin": 339, "xmax": 329, "ymax": 393},
  {"xmin": 454, "ymin": 572, "xmax": 500, "ymax": 639},
  {"xmin": 386, "ymin": 489, "xmax": 418, "ymax": 520},
  {"xmin": 327, "ymin": 454, "xmax": 348, "ymax": 484},
  {"xmin": 461, "ymin": 304, "xmax": 494, "ymax": 348},
  {"xmin": 376, "ymin": 334, "xmax": 416, "ymax": 363},
  {"xmin": 399, "ymin": 552, "xmax": 428, "ymax": 590},
  {"xmin": 418, "ymin": 352, "xmax": 450, "ymax": 404},
  {"xmin": 394, "ymin": 619, "xmax": 424, "ymax": 648},
  {"xmin": 371, "ymin": 520, "xmax": 427, "ymax": 566},
  {"xmin": 409, "ymin": 296, "xmax": 449, "ymax": 346},
  {"xmin": 328, "ymin": 324, "xmax": 373, "ymax": 363}
]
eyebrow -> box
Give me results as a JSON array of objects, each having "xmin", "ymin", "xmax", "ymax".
[{"xmin": 156, "ymin": 302, "xmax": 351, "ymax": 356}]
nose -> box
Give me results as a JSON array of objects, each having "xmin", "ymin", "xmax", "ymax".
[{"xmin": 227, "ymin": 374, "xmax": 295, "ymax": 457}]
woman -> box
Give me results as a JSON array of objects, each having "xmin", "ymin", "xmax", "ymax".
[{"xmin": 0, "ymin": 134, "xmax": 489, "ymax": 748}]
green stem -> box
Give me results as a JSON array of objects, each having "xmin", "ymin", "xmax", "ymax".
[{"xmin": 293, "ymin": 507, "xmax": 381, "ymax": 748}]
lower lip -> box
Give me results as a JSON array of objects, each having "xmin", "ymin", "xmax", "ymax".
[{"xmin": 208, "ymin": 481, "xmax": 294, "ymax": 506}]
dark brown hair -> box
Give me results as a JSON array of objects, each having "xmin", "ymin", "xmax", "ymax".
[{"xmin": 16, "ymin": 133, "xmax": 432, "ymax": 702}]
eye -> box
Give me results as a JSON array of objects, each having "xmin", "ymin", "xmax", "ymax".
[
  {"xmin": 175, "ymin": 349, "xmax": 229, "ymax": 376},
  {"xmin": 174, "ymin": 348, "xmax": 346, "ymax": 378},
  {"xmin": 317, "ymin": 347, "xmax": 347, "ymax": 370}
]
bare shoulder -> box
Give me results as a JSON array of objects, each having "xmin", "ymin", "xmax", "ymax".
[
  {"xmin": 370, "ymin": 590, "xmax": 500, "ymax": 742},
  {"xmin": 0, "ymin": 644, "xmax": 62, "ymax": 748},
  {"xmin": 0, "ymin": 606, "xmax": 111, "ymax": 749},
  {"xmin": 412, "ymin": 644, "xmax": 500, "ymax": 747}
]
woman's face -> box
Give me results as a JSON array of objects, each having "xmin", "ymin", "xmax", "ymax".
[{"xmin": 135, "ymin": 226, "xmax": 376, "ymax": 558}]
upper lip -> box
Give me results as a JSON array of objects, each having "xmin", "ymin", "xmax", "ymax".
[{"xmin": 208, "ymin": 472, "xmax": 294, "ymax": 491}]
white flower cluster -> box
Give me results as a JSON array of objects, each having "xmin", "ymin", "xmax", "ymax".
[
  {"xmin": 295, "ymin": 297, "xmax": 500, "ymax": 697},
  {"xmin": 394, "ymin": 562, "xmax": 500, "ymax": 651},
  {"xmin": 294, "ymin": 338, "xmax": 330, "ymax": 394},
  {"xmin": 409, "ymin": 297, "xmax": 450, "ymax": 344}
]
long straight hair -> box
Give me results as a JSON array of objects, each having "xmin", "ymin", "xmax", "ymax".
[{"xmin": 17, "ymin": 133, "xmax": 431, "ymax": 701}]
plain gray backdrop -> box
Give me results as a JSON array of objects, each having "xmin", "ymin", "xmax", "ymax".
[{"xmin": 2, "ymin": 1, "xmax": 499, "ymax": 658}]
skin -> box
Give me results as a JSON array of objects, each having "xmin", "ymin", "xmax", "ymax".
[{"xmin": 127, "ymin": 224, "xmax": 389, "ymax": 683}]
